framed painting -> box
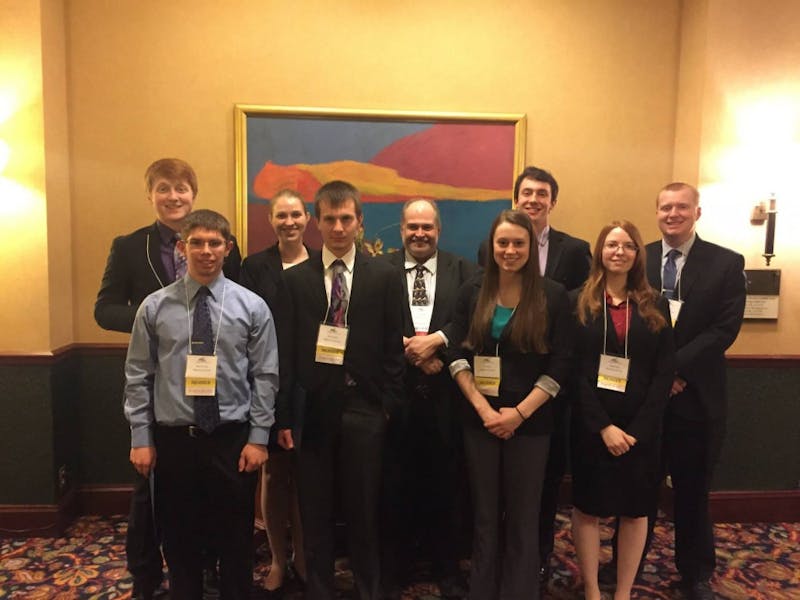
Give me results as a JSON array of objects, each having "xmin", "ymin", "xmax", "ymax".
[{"xmin": 234, "ymin": 105, "xmax": 526, "ymax": 260}]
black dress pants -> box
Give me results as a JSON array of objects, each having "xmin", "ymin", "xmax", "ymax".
[
  {"xmin": 538, "ymin": 398, "xmax": 568, "ymax": 566},
  {"xmin": 463, "ymin": 426, "xmax": 549, "ymax": 600},
  {"xmin": 297, "ymin": 388, "xmax": 386, "ymax": 600},
  {"xmin": 154, "ymin": 422, "xmax": 257, "ymax": 600},
  {"xmin": 126, "ymin": 474, "xmax": 164, "ymax": 591}
]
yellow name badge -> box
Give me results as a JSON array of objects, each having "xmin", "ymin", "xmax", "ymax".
[
  {"xmin": 185, "ymin": 355, "xmax": 217, "ymax": 396},
  {"xmin": 597, "ymin": 353, "xmax": 630, "ymax": 393},
  {"xmin": 315, "ymin": 323, "xmax": 349, "ymax": 365},
  {"xmin": 668, "ymin": 298, "xmax": 683, "ymax": 327},
  {"xmin": 474, "ymin": 355, "xmax": 501, "ymax": 397}
]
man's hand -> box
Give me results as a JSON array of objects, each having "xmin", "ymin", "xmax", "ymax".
[
  {"xmin": 670, "ymin": 376, "xmax": 687, "ymax": 396},
  {"xmin": 600, "ymin": 425, "xmax": 637, "ymax": 456},
  {"xmin": 403, "ymin": 334, "xmax": 444, "ymax": 365},
  {"xmin": 277, "ymin": 429, "xmax": 294, "ymax": 450},
  {"xmin": 238, "ymin": 443, "xmax": 268, "ymax": 472},
  {"xmin": 418, "ymin": 357, "xmax": 444, "ymax": 375},
  {"xmin": 130, "ymin": 446, "xmax": 156, "ymax": 477}
]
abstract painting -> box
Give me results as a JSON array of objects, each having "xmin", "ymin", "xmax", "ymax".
[{"xmin": 234, "ymin": 105, "xmax": 526, "ymax": 260}]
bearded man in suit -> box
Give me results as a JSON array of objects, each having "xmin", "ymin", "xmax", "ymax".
[{"xmin": 379, "ymin": 199, "xmax": 478, "ymax": 598}]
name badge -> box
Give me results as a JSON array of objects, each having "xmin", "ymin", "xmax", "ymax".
[
  {"xmin": 185, "ymin": 355, "xmax": 217, "ymax": 396},
  {"xmin": 668, "ymin": 299, "xmax": 683, "ymax": 327},
  {"xmin": 411, "ymin": 304, "xmax": 431, "ymax": 335},
  {"xmin": 315, "ymin": 323, "xmax": 349, "ymax": 365},
  {"xmin": 474, "ymin": 355, "xmax": 501, "ymax": 397},
  {"xmin": 597, "ymin": 353, "xmax": 630, "ymax": 392}
]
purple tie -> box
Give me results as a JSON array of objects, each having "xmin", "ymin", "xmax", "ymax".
[{"xmin": 326, "ymin": 260, "xmax": 349, "ymax": 326}]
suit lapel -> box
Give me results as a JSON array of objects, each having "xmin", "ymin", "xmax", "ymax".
[
  {"xmin": 307, "ymin": 255, "xmax": 329, "ymax": 320},
  {"xmin": 646, "ymin": 242, "xmax": 662, "ymax": 290},
  {"xmin": 147, "ymin": 222, "xmax": 170, "ymax": 287},
  {"xmin": 544, "ymin": 228, "xmax": 564, "ymax": 279},
  {"xmin": 392, "ymin": 252, "xmax": 415, "ymax": 336},
  {"xmin": 677, "ymin": 236, "xmax": 706, "ymax": 301},
  {"xmin": 348, "ymin": 252, "xmax": 368, "ymax": 316},
  {"xmin": 429, "ymin": 252, "xmax": 455, "ymax": 332}
]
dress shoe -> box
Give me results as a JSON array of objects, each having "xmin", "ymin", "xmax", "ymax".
[{"xmin": 684, "ymin": 579, "xmax": 715, "ymax": 600}]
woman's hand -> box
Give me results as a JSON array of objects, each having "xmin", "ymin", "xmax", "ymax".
[
  {"xmin": 600, "ymin": 425, "xmax": 637, "ymax": 456},
  {"xmin": 485, "ymin": 406, "xmax": 524, "ymax": 440}
]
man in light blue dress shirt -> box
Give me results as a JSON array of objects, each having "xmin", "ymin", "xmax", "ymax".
[{"xmin": 124, "ymin": 209, "xmax": 278, "ymax": 599}]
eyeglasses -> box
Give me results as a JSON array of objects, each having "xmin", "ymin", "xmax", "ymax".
[
  {"xmin": 186, "ymin": 238, "xmax": 226, "ymax": 249},
  {"xmin": 603, "ymin": 241, "xmax": 638, "ymax": 253}
]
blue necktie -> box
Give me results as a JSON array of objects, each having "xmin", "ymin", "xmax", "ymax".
[
  {"xmin": 662, "ymin": 249, "xmax": 681, "ymax": 300},
  {"xmin": 192, "ymin": 286, "xmax": 220, "ymax": 432}
]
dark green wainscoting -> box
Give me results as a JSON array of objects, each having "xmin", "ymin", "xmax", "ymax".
[{"xmin": 0, "ymin": 348, "xmax": 797, "ymax": 535}]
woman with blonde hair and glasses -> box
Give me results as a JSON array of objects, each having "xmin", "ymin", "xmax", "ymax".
[
  {"xmin": 571, "ymin": 220, "xmax": 674, "ymax": 600},
  {"xmin": 447, "ymin": 209, "xmax": 572, "ymax": 600}
]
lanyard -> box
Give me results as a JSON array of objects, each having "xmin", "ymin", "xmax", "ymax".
[
  {"xmin": 184, "ymin": 282, "xmax": 227, "ymax": 356},
  {"xmin": 602, "ymin": 295, "xmax": 630, "ymax": 359}
]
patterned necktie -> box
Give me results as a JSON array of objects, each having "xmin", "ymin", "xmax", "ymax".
[
  {"xmin": 327, "ymin": 260, "xmax": 349, "ymax": 326},
  {"xmin": 173, "ymin": 233, "xmax": 187, "ymax": 280},
  {"xmin": 192, "ymin": 286, "xmax": 220, "ymax": 432},
  {"xmin": 662, "ymin": 249, "xmax": 681, "ymax": 300},
  {"xmin": 412, "ymin": 265, "xmax": 429, "ymax": 306}
]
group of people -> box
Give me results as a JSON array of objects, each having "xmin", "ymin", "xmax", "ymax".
[{"xmin": 96, "ymin": 159, "xmax": 746, "ymax": 600}]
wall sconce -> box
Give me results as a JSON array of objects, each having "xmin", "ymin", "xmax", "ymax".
[{"xmin": 750, "ymin": 194, "xmax": 777, "ymax": 265}]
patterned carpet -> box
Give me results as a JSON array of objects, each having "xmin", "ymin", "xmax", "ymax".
[{"xmin": 1, "ymin": 510, "xmax": 798, "ymax": 599}]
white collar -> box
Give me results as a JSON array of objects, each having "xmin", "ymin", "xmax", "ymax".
[
  {"xmin": 404, "ymin": 251, "xmax": 437, "ymax": 275},
  {"xmin": 322, "ymin": 244, "xmax": 356, "ymax": 272}
]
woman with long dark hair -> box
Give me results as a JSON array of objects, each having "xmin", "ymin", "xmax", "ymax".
[
  {"xmin": 571, "ymin": 220, "xmax": 674, "ymax": 600},
  {"xmin": 447, "ymin": 209, "xmax": 572, "ymax": 599}
]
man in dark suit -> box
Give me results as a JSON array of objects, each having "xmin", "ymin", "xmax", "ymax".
[
  {"xmin": 644, "ymin": 182, "xmax": 746, "ymax": 600},
  {"xmin": 479, "ymin": 166, "xmax": 591, "ymax": 582},
  {"xmin": 378, "ymin": 199, "xmax": 477, "ymax": 598},
  {"xmin": 94, "ymin": 158, "xmax": 241, "ymax": 600},
  {"xmin": 279, "ymin": 180, "xmax": 405, "ymax": 600}
]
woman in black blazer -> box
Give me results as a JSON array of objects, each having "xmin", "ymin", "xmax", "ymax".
[
  {"xmin": 240, "ymin": 189, "xmax": 316, "ymax": 596},
  {"xmin": 571, "ymin": 220, "xmax": 674, "ymax": 600},
  {"xmin": 447, "ymin": 210, "xmax": 572, "ymax": 600}
]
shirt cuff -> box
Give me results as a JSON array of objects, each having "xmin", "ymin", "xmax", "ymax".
[
  {"xmin": 448, "ymin": 359, "xmax": 471, "ymax": 379},
  {"xmin": 435, "ymin": 330, "xmax": 449, "ymax": 347},
  {"xmin": 248, "ymin": 425, "xmax": 270, "ymax": 446},
  {"xmin": 534, "ymin": 375, "xmax": 560, "ymax": 398},
  {"xmin": 130, "ymin": 425, "xmax": 154, "ymax": 448}
]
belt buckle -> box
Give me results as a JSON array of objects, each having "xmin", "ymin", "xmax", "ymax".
[{"xmin": 188, "ymin": 425, "xmax": 202, "ymax": 438}]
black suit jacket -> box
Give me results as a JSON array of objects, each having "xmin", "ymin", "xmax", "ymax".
[
  {"xmin": 645, "ymin": 236, "xmax": 746, "ymax": 421},
  {"xmin": 379, "ymin": 249, "xmax": 479, "ymax": 341},
  {"xmin": 283, "ymin": 251, "xmax": 405, "ymax": 443},
  {"xmin": 477, "ymin": 227, "xmax": 591, "ymax": 292},
  {"xmin": 573, "ymin": 296, "xmax": 675, "ymax": 444},
  {"xmin": 94, "ymin": 222, "xmax": 242, "ymax": 333},
  {"xmin": 240, "ymin": 244, "xmax": 320, "ymax": 429},
  {"xmin": 447, "ymin": 275, "xmax": 573, "ymax": 435}
]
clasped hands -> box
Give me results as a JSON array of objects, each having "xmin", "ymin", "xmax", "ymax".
[
  {"xmin": 403, "ymin": 335, "xmax": 444, "ymax": 374},
  {"xmin": 600, "ymin": 424, "xmax": 637, "ymax": 457},
  {"xmin": 481, "ymin": 406, "xmax": 524, "ymax": 440}
]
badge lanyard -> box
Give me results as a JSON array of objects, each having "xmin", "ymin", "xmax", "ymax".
[
  {"xmin": 597, "ymin": 296, "xmax": 631, "ymax": 393},
  {"xmin": 183, "ymin": 283, "xmax": 226, "ymax": 396},
  {"xmin": 474, "ymin": 306, "xmax": 515, "ymax": 397},
  {"xmin": 184, "ymin": 283, "xmax": 227, "ymax": 356}
]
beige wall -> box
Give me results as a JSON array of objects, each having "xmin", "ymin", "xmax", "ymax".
[
  {"xmin": 67, "ymin": 0, "xmax": 681, "ymax": 344},
  {"xmin": 0, "ymin": 0, "xmax": 51, "ymax": 353},
  {"xmin": 674, "ymin": 0, "xmax": 800, "ymax": 354},
  {"xmin": 4, "ymin": 0, "xmax": 797, "ymax": 353}
]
